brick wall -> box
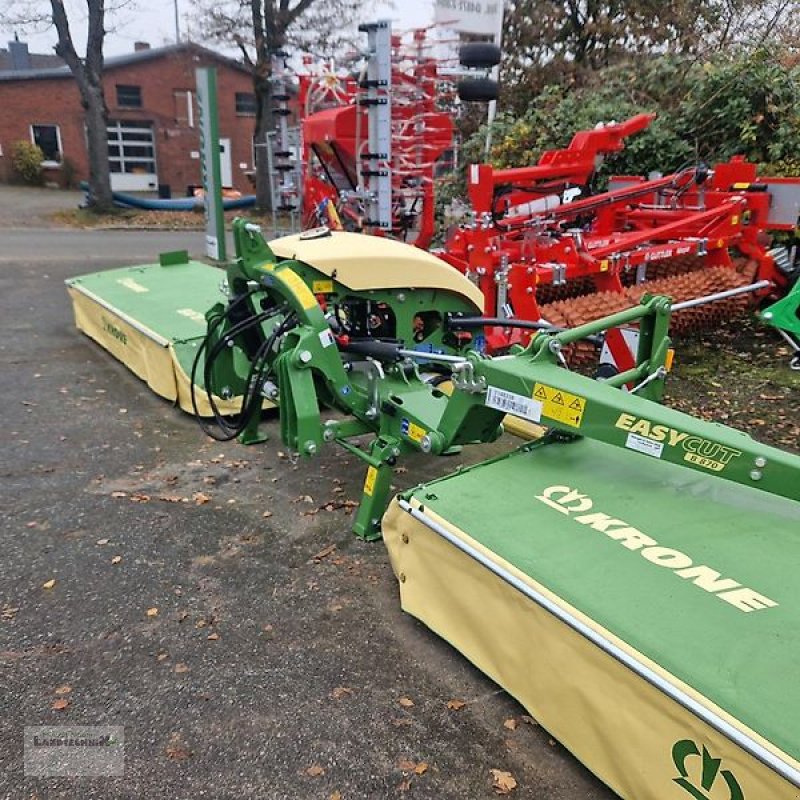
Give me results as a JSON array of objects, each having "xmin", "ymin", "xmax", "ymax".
[{"xmin": 0, "ymin": 46, "xmax": 259, "ymax": 194}]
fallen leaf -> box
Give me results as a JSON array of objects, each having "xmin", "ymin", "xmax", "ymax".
[
  {"xmin": 193, "ymin": 492, "xmax": 211, "ymax": 505},
  {"xmin": 331, "ymin": 686, "xmax": 353, "ymax": 700},
  {"xmin": 398, "ymin": 697, "xmax": 415, "ymax": 709},
  {"xmin": 174, "ymin": 663, "xmax": 190, "ymax": 674},
  {"xmin": 414, "ymin": 762, "xmax": 429, "ymax": 776},
  {"xmin": 156, "ymin": 652, "xmax": 169, "ymax": 662},
  {"xmin": 329, "ymin": 792, "xmax": 342, "ymax": 800},
  {"xmin": 1, "ymin": 605, "xmax": 19, "ymax": 621},
  {"xmin": 503, "ymin": 718, "xmax": 518, "ymax": 731},
  {"xmin": 446, "ymin": 698, "xmax": 466, "ymax": 710},
  {"xmin": 52, "ymin": 698, "xmax": 70, "ymax": 711},
  {"xmin": 165, "ymin": 733, "xmax": 192, "ymax": 760},
  {"xmin": 490, "ymin": 769, "xmax": 518, "ymax": 795},
  {"xmin": 146, "ymin": 607, "xmax": 159, "ymax": 618},
  {"xmin": 398, "ymin": 759, "xmax": 417, "ymax": 771},
  {"xmin": 310, "ymin": 543, "xmax": 336, "ymax": 562},
  {"xmin": 42, "ymin": 579, "xmax": 56, "ymax": 590},
  {"xmin": 111, "ymin": 556, "xmax": 122, "ymax": 565},
  {"xmin": 96, "ymin": 538, "xmax": 109, "ymax": 546},
  {"xmin": 305, "ymin": 765, "xmax": 325, "ymax": 777},
  {"xmin": 54, "ymin": 685, "xmax": 72, "ymax": 696},
  {"xmin": 206, "ymin": 632, "xmax": 219, "ymax": 641}
]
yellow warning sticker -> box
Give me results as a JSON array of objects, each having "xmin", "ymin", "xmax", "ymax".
[
  {"xmin": 363, "ymin": 465, "xmax": 378, "ymax": 497},
  {"xmin": 312, "ymin": 279, "xmax": 334, "ymax": 294},
  {"xmin": 279, "ymin": 269, "xmax": 318, "ymax": 310},
  {"xmin": 406, "ymin": 421, "xmax": 426, "ymax": 443},
  {"xmin": 533, "ymin": 383, "xmax": 586, "ymax": 428}
]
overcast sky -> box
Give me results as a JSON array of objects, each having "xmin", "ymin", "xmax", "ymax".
[{"xmin": 1, "ymin": 0, "xmax": 433, "ymax": 58}]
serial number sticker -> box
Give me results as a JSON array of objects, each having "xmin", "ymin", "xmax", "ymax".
[
  {"xmin": 312, "ymin": 279, "xmax": 334, "ymax": 294},
  {"xmin": 319, "ymin": 329, "xmax": 335, "ymax": 348},
  {"xmin": 279, "ymin": 269, "xmax": 318, "ymax": 311},
  {"xmin": 363, "ymin": 465, "xmax": 378, "ymax": 497},
  {"xmin": 625, "ymin": 432, "xmax": 664, "ymax": 459},
  {"xmin": 533, "ymin": 383, "xmax": 586, "ymax": 428},
  {"xmin": 485, "ymin": 387, "xmax": 542, "ymax": 422}
]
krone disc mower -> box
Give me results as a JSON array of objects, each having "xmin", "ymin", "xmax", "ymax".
[{"xmin": 68, "ymin": 220, "xmax": 800, "ymax": 799}]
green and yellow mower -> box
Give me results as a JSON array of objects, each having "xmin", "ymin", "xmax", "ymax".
[{"xmin": 67, "ymin": 220, "xmax": 800, "ymax": 799}]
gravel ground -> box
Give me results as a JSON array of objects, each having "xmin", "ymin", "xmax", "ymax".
[
  {"xmin": 1, "ymin": 192, "xmax": 796, "ymax": 799},
  {"xmin": 0, "ymin": 223, "xmax": 615, "ymax": 799}
]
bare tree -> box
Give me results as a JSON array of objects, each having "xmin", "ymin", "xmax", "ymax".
[
  {"xmin": 1, "ymin": 0, "xmax": 131, "ymax": 212},
  {"xmin": 197, "ymin": 0, "xmax": 362, "ymax": 210}
]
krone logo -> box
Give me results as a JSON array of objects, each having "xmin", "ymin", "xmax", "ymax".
[
  {"xmin": 672, "ymin": 739, "xmax": 744, "ymax": 799},
  {"xmin": 536, "ymin": 485, "xmax": 593, "ymax": 514}
]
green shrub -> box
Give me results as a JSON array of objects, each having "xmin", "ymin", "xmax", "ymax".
[
  {"xmin": 11, "ymin": 140, "xmax": 45, "ymax": 185},
  {"xmin": 452, "ymin": 48, "xmax": 800, "ymax": 199}
]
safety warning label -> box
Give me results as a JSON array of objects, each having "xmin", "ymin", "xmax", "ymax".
[{"xmin": 533, "ymin": 383, "xmax": 586, "ymax": 428}]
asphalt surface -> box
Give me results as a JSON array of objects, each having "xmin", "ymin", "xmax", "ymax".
[
  {"xmin": 1, "ymin": 222, "xmax": 616, "ymax": 799},
  {"xmin": 0, "ymin": 186, "xmax": 84, "ymax": 228}
]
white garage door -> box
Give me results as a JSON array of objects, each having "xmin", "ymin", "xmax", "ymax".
[{"xmin": 108, "ymin": 120, "xmax": 158, "ymax": 192}]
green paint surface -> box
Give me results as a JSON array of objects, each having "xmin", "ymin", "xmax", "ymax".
[
  {"xmin": 68, "ymin": 260, "xmax": 225, "ymax": 372},
  {"xmin": 407, "ymin": 438, "xmax": 800, "ymax": 760}
]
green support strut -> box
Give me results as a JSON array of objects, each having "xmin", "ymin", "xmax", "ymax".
[{"xmin": 351, "ymin": 437, "xmax": 402, "ymax": 541}]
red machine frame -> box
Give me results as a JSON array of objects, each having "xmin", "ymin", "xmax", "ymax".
[
  {"xmin": 439, "ymin": 115, "xmax": 800, "ymax": 351},
  {"xmin": 298, "ymin": 30, "xmax": 455, "ymax": 248}
]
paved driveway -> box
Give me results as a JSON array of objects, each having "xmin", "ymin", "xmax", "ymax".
[{"xmin": 0, "ymin": 227, "xmax": 616, "ymax": 799}]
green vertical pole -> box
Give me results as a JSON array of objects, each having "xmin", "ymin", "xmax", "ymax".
[{"xmin": 196, "ymin": 67, "xmax": 227, "ymax": 262}]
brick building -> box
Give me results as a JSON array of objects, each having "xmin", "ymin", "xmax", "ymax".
[{"xmin": 0, "ymin": 40, "xmax": 260, "ymax": 194}]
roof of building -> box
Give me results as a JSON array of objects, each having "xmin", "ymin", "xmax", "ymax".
[
  {"xmin": 0, "ymin": 41, "xmax": 250, "ymax": 82},
  {"xmin": 0, "ymin": 46, "xmax": 64, "ymax": 71}
]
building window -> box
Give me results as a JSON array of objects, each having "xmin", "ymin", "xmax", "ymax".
[
  {"xmin": 173, "ymin": 89, "xmax": 195, "ymax": 128},
  {"xmin": 235, "ymin": 92, "xmax": 257, "ymax": 116},
  {"xmin": 116, "ymin": 84, "xmax": 142, "ymax": 108},
  {"xmin": 107, "ymin": 120, "xmax": 156, "ymax": 175},
  {"xmin": 31, "ymin": 124, "xmax": 62, "ymax": 165}
]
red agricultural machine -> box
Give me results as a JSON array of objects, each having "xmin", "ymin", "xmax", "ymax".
[
  {"xmin": 298, "ymin": 24, "xmax": 454, "ymax": 248},
  {"xmin": 267, "ymin": 23, "xmax": 800, "ymax": 365},
  {"xmin": 438, "ymin": 114, "xmax": 800, "ymax": 355},
  {"xmin": 268, "ymin": 22, "xmax": 498, "ymax": 248}
]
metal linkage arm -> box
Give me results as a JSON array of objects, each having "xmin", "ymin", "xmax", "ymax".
[{"xmin": 436, "ymin": 300, "xmax": 800, "ymax": 504}]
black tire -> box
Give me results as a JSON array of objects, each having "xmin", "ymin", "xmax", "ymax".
[
  {"xmin": 459, "ymin": 42, "xmax": 502, "ymax": 68},
  {"xmin": 457, "ymin": 77, "xmax": 499, "ymax": 103}
]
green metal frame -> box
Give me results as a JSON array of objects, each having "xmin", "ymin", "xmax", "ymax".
[
  {"xmin": 761, "ymin": 278, "xmax": 800, "ymax": 337},
  {"xmin": 201, "ymin": 220, "xmax": 800, "ymax": 539}
]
